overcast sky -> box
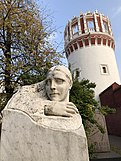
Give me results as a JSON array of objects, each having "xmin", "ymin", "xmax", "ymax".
[{"xmin": 41, "ymin": 0, "xmax": 121, "ymax": 80}]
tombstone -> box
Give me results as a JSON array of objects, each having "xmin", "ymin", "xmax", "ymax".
[
  {"xmin": 88, "ymin": 112, "xmax": 110, "ymax": 153},
  {"xmin": 1, "ymin": 65, "xmax": 89, "ymax": 161}
]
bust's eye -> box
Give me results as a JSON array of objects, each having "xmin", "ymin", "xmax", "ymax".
[{"xmin": 55, "ymin": 78, "xmax": 64, "ymax": 84}]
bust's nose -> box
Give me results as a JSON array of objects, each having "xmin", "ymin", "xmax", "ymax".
[{"xmin": 50, "ymin": 80, "xmax": 56, "ymax": 90}]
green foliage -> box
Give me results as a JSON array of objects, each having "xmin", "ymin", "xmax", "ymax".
[
  {"xmin": 0, "ymin": 0, "xmax": 62, "ymax": 94},
  {"xmin": 19, "ymin": 67, "xmax": 48, "ymax": 85},
  {"xmin": 88, "ymin": 143, "xmax": 96, "ymax": 159},
  {"xmin": 70, "ymin": 79, "xmax": 97, "ymax": 126},
  {"xmin": 70, "ymin": 79, "xmax": 115, "ymax": 132},
  {"xmin": 99, "ymin": 105, "xmax": 116, "ymax": 115}
]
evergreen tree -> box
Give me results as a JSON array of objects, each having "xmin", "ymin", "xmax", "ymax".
[{"xmin": 70, "ymin": 79, "xmax": 115, "ymax": 133}]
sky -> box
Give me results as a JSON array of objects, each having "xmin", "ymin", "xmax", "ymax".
[{"xmin": 40, "ymin": 0, "xmax": 121, "ymax": 79}]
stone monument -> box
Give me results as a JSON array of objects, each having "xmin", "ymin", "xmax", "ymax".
[{"xmin": 1, "ymin": 65, "xmax": 89, "ymax": 161}]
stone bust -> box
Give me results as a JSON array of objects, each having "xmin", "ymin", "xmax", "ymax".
[
  {"xmin": 4, "ymin": 65, "xmax": 81, "ymax": 129},
  {"xmin": 1, "ymin": 66, "xmax": 89, "ymax": 161},
  {"xmin": 44, "ymin": 65, "xmax": 78, "ymax": 117}
]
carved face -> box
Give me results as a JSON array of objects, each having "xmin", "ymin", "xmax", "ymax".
[{"xmin": 45, "ymin": 71, "xmax": 71, "ymax": 102}]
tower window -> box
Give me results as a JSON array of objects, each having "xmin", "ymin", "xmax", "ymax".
[
  {"xmin": 73, "ymin": 68, "xmax": 80, "ymax": 79},
  {"xmin": 103, "ymin": 21, "xmax": 109, "ymax": 33},
  {"xmin": 74, "ymin": 68, "xmax": 80, "ymax": 79},
  {"xmin": 76, "ymin": 70, "xmax": 80, "ymax": 78},
  {"xmin": 102, "ymin": 67, "xmax": 107, "ymax": 73},
  {"xmin": 100, "ymin": 64, "xmax": 109, "ymax": 75},
  {"xmin": 72, "ymin": 24, "xmax": 78, "ymax": 34},
  {"xmin": 87, "ymin": 20, "xmax": 95, "ymax": 32}
]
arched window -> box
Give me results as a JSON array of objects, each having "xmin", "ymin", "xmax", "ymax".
[{"xmin": 100, "ymin": 64, "xmax": 109, "ymax": 74}]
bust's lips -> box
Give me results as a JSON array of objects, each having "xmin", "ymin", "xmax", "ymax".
[{"xmin": 50, "ymin": 93, "xmax": 59, "ymax": 96}]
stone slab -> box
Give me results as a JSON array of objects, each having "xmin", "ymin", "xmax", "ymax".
[
  {"xmin": 88, "ymin": 112, "xmax": 110, "ymax": 152},
  {"xmin": 1, "ymin": 109, "xmax": 89, "ymax": 161}
]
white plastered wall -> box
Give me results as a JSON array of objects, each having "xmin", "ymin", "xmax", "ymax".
[{"xmin": 68, "ymin": 45, "xmax": 120, "ymax": 100}]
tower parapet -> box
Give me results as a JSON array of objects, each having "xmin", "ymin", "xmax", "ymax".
[{"xmin": 64, "ymin": 10, "xmax": 114, "ymax": 59}]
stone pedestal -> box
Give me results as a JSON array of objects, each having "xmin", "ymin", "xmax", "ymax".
[{"xmin": 1, "ymin": 109, "xmax": 89, "ymax": 161}]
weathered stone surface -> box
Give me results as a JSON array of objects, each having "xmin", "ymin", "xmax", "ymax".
[
  {"xmin": 88, "ymin": 112, "xmax": 110, "ymax": 152},
  {"xmin": 1, "ymin": 109, "xmax": 89, "ymax": 161},
  {"xmin": 1, "ymin": 65, "xmax": 89, "ymax": 161}
]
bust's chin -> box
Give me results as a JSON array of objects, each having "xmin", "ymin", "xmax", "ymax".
[
  {"xmin": 50, "ymin": 97, "xmax": 69, "ymax": 103},
  {"xmin": 48, "ymin": 93, "xmax": 70, "ymax": 102}
]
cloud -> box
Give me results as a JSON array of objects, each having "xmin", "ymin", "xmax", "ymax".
[{"xmin": 112, "ymin": 6, "xmax": 121, "ymax": 17}]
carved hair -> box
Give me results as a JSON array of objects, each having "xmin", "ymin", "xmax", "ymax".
[{"xmin": 46, "ymin": 65, "xmax": 73, "ymax": 85}]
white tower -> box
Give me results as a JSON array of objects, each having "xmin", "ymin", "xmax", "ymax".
[{"xmin": 64, "ymin": 11, "xmax": 120, "ymax": 100}]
